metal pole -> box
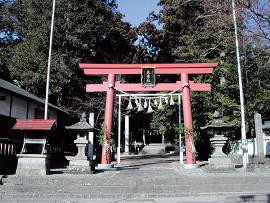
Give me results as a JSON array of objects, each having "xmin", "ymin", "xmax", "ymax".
[
  {"xmin": 117, "ymin": 96, "xmax": 121, "ymax": 164},
  {"xmin": 44, "ymin": 0, "xmax": 56, "ymax": 120},
  {"xmin": 232, "ymin": 0, "xmax": 248, "ymax": 167},
  {"xmin": 88, "ymin": 113, "xmax": 95, "ymax": 161},
  {"xmin": 178, "ymin": 95, "xmax": 183, "ymax": 163}
]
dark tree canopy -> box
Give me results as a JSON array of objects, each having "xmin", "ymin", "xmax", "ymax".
[
  {"xmin": 1, "ymin": 0, "xmax": 269, "ymax": 158},
  {"xmin": 1, "ymin": 0, "xmax": 137, "ymax": 116},
  {"xmin": 133, "ymin": 0, "xmax": 269, "ymax": 158}
]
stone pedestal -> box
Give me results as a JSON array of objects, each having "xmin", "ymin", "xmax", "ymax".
[
  {"xmin": 67, "ymin": 135, "xmax": 94, "ymax": 174},
  {"xmin": 206, "ymin": 133, "xmax": 234, "ymax": 171},
  {"xmin": 96, "ymin": 163, "xmax": 114, "ymax": 170},
  {"xmin": 16, "ymin": 154, "xmax": 50, "ymax": 175},
  {"xmin": 201, "ymin": 111, "xmax": 235, "ymax": 171}
]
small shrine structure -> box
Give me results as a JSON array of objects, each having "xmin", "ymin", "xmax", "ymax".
[
  {"xmin": 12, "ymin": 119, "xmax": 56, "ymax": 175},
  {"xmin": 80, "ymin": 63, "xmax": 218, "ymax": 168}
]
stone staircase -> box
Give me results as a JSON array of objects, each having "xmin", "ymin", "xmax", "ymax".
[
  {"xmin": 1, "ymin": 171, "xmax": 270, "ymax": 200},
  {"xmin": 1, "ymin": 154, "xmax": 270, "ymax": 202},
  {"xmin": 140, "ymin": 143, "xmax": 166, "ymax": 155}
]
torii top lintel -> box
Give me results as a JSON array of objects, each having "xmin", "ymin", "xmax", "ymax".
[{"xmin": 79, "ymin": 62, "xmax": 218, "ymax": 75}]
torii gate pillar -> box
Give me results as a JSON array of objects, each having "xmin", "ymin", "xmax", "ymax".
[
  {"xmin": 101, "ymin": 74, "xmax": 115, "ymax": 164},
  {"xmin": 182, "ymin": 73, "xmax": 196, "ymax": 164}
]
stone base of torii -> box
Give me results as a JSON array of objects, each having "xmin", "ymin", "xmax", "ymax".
[{"xmin": 79, "ymin": 63, "xmax": 218, "ymax": 168}]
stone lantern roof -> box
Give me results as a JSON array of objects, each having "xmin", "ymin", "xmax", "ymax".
[
  {"xmin": 65, "ymin": 113, "xmax": 94, "ymax": 132},
  {"xmin": 200, "ymin": 111, "xmax": 235, "ymax": 130}
]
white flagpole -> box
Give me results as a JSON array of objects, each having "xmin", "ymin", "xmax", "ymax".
[
  {"xmin": 44, "ymin": 0, "xmax": 56, "ymax": 120},
  {"xmin": 232, "ymin": 0, "xmax": 248, "ymax": 168},
  {"xmin": 178, "ymin": 94, "xmax": 183, "ymax": 164}
]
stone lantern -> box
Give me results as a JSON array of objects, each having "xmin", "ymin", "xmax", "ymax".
[
  {"xmin": 65, "ymin": 113, "xmax": 94, "ymax": 173},
  {"xmin": 201, "ymin": 111, "xmax": 235, "ymax": 171}
]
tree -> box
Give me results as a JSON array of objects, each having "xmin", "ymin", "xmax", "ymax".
[
  {"xmin": 133, "ymin": 0, "xmax": 252, "ymax": 159},
  {"xmin": 1, "ymin": 0, "xmax": 137, "ymax": 117},
  {"xmin": 241, "ymin": 0, "xmax": 270, "ymax": 45}
]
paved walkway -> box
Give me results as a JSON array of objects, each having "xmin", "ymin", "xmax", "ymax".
[
  {"xmin": 113, "ymin": 154, "xmax": 183, "ymax": 178},
  {"xmin": 79, "ymin": 154, "xmax": 270, "ymax": 202},
  {"xmin": 1, "ymin": 154, "xmax": 270, "ymax": 203}
]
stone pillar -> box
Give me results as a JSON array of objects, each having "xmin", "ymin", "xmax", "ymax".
[
  {"xmin": 125, "ymin": 115, "xmax": 130, "ymax": 153},
  {"xmin": 88, "ymin": 113, "xmax": 94, "ymax": 162},
  {"xmin": 143, "ymin": 129, "xmax": 146, "ymax": 145},
  {"xmin": 254, "ymin": 113, "xmax": 264, "ymax": 157}
]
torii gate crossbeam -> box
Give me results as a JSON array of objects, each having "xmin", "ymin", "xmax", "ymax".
[{"xmin": 80, "ymin": 63, "xmax": 218, "ymax": 167}]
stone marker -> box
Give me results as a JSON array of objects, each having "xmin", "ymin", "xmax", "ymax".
[{"xmin": 254, "ymin": 113, "xmax": 264, "ymax": 158}]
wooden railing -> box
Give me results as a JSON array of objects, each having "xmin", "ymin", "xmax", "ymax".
[{"xmin": 0, "ymin": 138, "xmax": 22, "ymax": 156}]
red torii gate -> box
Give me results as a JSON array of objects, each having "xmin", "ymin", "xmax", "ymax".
[{"xmin": 80, "ymin": 63, "xmax": 218, "ymax": 166}]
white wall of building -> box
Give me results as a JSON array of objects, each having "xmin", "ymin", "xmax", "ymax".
[{"xmin": 0, "ymin": 89, "xmax": 58, "ymax": 120}]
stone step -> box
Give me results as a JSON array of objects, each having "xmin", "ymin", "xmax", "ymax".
[
  {"xmin": 2, "ymin": 163, "xmax": 270, "ymax": 200},
  {"xmin": 3, "ymin": 175, "xmax": 270, "ymax": 186},
  {"xmin": 1, "ymin": 175, "xmax": 270, "ymax": 200},
  {"xmin": 140, "ymin": 144, "xmax": 166, "ymax": 155},
  {"xmin": 0, "ymin": 192, "xmax": 251, "ymax": 200},
  {"xmin": 2, "ymin": 182, "xmax": 270, "ymax": 194},
  {"xmin": 1, "ymin": 187, "xmax": 269, "ymax": 200}
]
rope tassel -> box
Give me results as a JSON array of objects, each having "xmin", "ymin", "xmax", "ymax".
[
  {"xmin": 154, "ymin": 99, "xmax": 158, "ymax": 106},
  {"xmin": 165, "ymin": 97, "xmax": 168, "ymax": 104},
  {"xmin": 170, "ymin": 95, "xmax": 175, "ymax": 105},
  {"xmin": 137, "ymin": 98, "xmax": 144, "ymax": 112},
  {"xmin": 135, "ymin": 99, "xmax": 139, "ymax": 107},
  {"xmin": 126, "ymin": 97, "xmax": 133, "ymax": 110},
  {"xmin": 158, "ymin": 98, "xmax": 163, "ymax": 110},
  {"xmin": 144, "ymin": 99, "xmax": 148, "ymax": 108},
  {"xmin": 147, "ymin": 100, "xmax": 153, "ymax": 113}
]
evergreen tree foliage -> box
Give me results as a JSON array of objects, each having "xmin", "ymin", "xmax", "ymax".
[
  {"xmin": 135, "ymin": 0, "xmax": 269, "ymax": 158},
  {"xmin": 1, "ymin": 0, "xmax": 136, "ymax": 116},
  {"xmin": 1, "ymin": 0, "xmax": 269, "ymax": 158}
]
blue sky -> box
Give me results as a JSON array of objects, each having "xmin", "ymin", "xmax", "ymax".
[{"xmin": 116, "ymin": 0, "xmax": 161, "ymax": 27}]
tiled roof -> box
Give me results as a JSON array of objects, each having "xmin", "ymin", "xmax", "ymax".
[{"xmin": 12, "ymin": 119, "xmax": 56, "ymax": 130}]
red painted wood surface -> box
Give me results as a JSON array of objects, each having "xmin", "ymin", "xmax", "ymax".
[
  {"xmin": 79, "ymin": 62, "xmax": 218, "ymax": 68},
  {"xmin": 86, "ymin": 81, "xmax": 211, "ymax": 92},
  {"xmin": 181, "ymin": 73, "xmax": 196, "ymax": 164},
  {"xmin": 101, "ymin": 74, "xmax": 115, "ymax": 164},
  {"xmin": 80, "ymin": 63, "xmax": 218, "ymax": 75},
  {"xmin": 12, "ymin": 119, "xmax": 56, "ymax": 130}
]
